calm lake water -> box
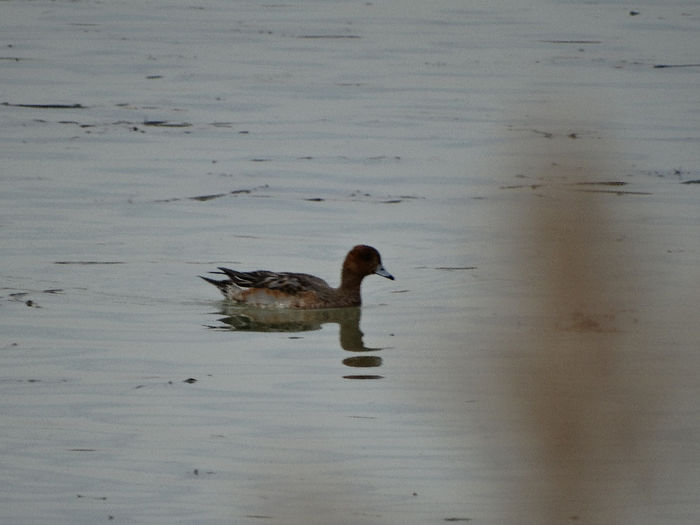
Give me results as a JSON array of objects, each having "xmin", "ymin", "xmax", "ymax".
[{"xmin": 2, "ymin": 1, "xmax": 700, "ymax": 523}]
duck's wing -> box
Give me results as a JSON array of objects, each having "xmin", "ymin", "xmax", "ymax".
[{"xmin": 216, "ymin": 268, "xmax": 330, "ymax": 294}]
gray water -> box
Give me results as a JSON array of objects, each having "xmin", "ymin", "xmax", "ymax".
[{"xmin": 2, "ymin": 1, "xmax": 700, "ymax": 523}]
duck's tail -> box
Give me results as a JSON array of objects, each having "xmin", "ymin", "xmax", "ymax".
[{"xmin": 199, "ymin": 274, "xmax": 228, "ymax": 293}]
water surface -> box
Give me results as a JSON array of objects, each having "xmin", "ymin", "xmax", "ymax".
[{"xmin": 2, "ymin": 1, "xmax": 700, "ymax": 523}]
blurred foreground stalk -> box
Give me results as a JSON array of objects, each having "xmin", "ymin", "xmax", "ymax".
[{"xmin": 506, "ymin": 162, "xmax": 661, "ymax": 524}]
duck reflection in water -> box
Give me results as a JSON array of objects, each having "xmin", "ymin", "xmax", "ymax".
[{"xmin": 207, "ymin": 305, "xmax": 384, "ymax": 378}]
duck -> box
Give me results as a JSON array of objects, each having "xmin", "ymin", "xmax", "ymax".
[{"xmin": 200, "ymin": 245, "xmax": 394, "ymax": 309}]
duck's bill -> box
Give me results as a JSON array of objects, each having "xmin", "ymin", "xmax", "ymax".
[{"xmin": 374, "ymin": 264, "xmax": 395, "ymax": 280}]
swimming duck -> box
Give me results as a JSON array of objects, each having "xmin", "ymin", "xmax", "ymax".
[{"xmin": 201, "ymin": 245, "xmax": 394, "ymax": 309}]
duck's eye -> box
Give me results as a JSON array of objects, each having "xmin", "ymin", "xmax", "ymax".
[{"xmin": 361, "ymin": 252, "xmax": 373, "ymax": 261}]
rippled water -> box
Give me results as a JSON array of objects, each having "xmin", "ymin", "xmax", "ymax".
[{"xmin": 2, "ymin": 1, "xmax": 700, "ymax": 523}]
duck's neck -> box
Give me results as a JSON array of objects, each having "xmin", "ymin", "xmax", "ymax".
[{"xmin": 339, "ymin": 268, "xmax": 364, "ymax": 297}]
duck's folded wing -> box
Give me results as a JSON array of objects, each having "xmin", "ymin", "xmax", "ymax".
[{"xmin": 216, "ymin": 269, "xmax": 329, "ymax": 294}]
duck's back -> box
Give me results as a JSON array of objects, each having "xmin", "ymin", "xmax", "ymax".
[{"xmin": 219, "ymin": 269, "xmax": 331, "ymax": 294}]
